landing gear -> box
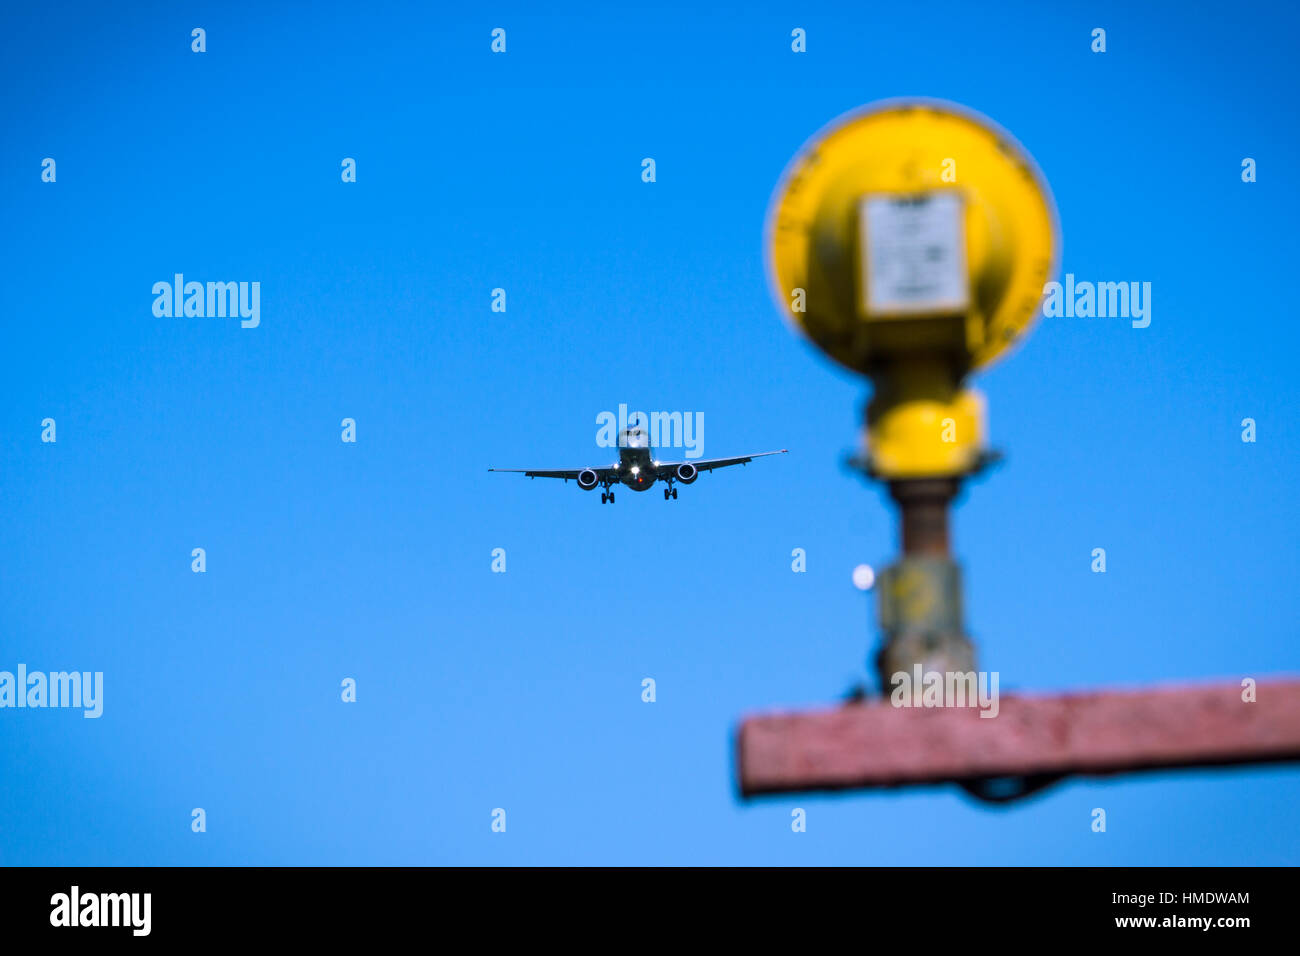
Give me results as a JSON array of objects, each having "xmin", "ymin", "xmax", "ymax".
[
  {"xmin": 663, "ymin": 486, "xmax": 679, "ymax": 500},
  {"xmin": 601, "ymin": 490, "xmax": 616, "ymax": 504}
]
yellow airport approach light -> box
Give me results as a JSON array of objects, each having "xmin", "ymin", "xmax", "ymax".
[{"xmin": 765, "ymin": 99, "xmax": 1059, "ymax": 688}]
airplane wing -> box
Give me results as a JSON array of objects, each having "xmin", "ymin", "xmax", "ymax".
[
  {"xmin": 658, "ymin": 449, "xmax": 788, "ymax": 474},
  {"xmin": 487, "ymin": 467, "xmax": 616, "ymax": 482}
]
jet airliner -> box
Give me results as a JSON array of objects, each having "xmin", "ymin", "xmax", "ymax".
[{"xmin": 489, "ymin": 426, "xmax": 787, "ymax": 503}]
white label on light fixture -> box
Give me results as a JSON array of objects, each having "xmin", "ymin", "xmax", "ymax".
[{"xmin": 860, "ymin": 192, "xmax": 969, "ymax": 315}]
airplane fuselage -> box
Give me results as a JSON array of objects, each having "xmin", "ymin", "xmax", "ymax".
[{"xmin": 617, "ymin": 430, "xmax": 657, "ymax": 491}]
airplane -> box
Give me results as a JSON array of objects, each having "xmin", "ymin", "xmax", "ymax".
[{"xmin": 489, "ymin": 426, "xmax": 787, "ymax": 503}]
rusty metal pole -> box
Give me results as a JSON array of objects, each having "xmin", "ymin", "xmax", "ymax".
[
  {"xmin": 891, "ymin": 478, "xmax": 959, "ymax": 557},
  {"xmin": 874, "ymin": 476, "xmax": 976, "ymax": 692}
]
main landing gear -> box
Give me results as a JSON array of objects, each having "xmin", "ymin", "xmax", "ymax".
[
  {"xmin": 601, "ymin": 490, "xmax": 616, "ymax": 504},
  {"xmin": 663, "ymin": 486, "xmax": 678, "ymax": 500}
]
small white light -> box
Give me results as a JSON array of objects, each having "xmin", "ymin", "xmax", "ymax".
[
  {"xmin": 852, "ymin": 564, "xmax": 875, "ymax": 591},
  {"xmin": 631, "ymin": 466, "xmax": 640, "ymax": 475}
]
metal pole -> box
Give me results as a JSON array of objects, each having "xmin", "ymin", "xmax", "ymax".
[
  {"xmin": 891, "ymin": 478, "xmax": 959, "ymax": 556},
  {"xmin": 874, "ymin": 476, "xmax": 976, "ymax": 692}
]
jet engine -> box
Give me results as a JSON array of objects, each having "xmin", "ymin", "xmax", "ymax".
[
  {"xmin": 577, "ymin": 469, "xmax": 600, "ymax": 490},
  {"xmin": 675, "ymin": 463, "xmax": 698, "ymax": 485}
]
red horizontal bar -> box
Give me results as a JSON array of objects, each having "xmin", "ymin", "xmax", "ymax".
[{"xmin": 737, "ymin": 678, "xmax": 1300, "ymax": 797}]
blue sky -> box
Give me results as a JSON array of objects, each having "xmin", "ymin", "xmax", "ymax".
[{"xmin": 1, "ymin": 0, "xmax": 1297, "ymax": 864}]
